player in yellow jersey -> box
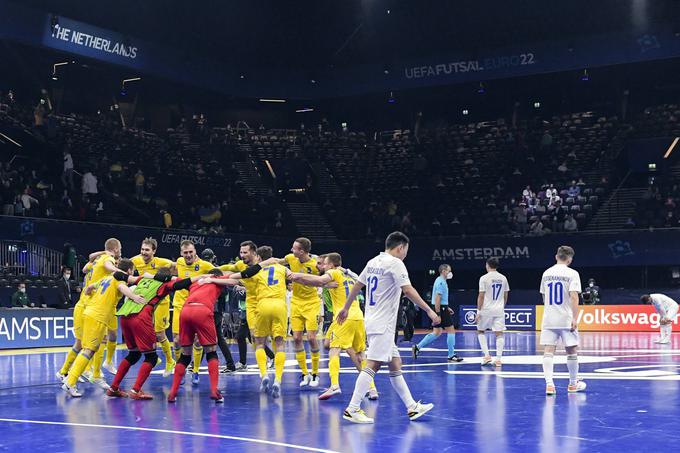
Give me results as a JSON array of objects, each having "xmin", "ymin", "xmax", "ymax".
[
  {"xmin": 173, "ymin": 239, "xmax": 214, "ymax": 385},
  {"xmin": 219, "ymin": 241, "xmax": 276, "ymax": 369},
  {"xmin": 292, "ymin": 252, "xmax": 379, "ymax": 401},
  {"xmin": 131, "ymin": 237, "xmax": 176, "ymax": 377},
  {"xmin": 56, "ymin": 240, "xmax": 122, "ymax": 383},
  {"xmin": 277, "ymin": 237, "xmax": 322, "ymax": 388},
  {"xmin": 62, "ymin": 258, "xmax": 143, "ymax": 397}
]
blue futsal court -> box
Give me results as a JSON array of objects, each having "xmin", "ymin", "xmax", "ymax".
[{"xmin": 0, "ymin": 331, "xmax": 678, "ymax": 452}]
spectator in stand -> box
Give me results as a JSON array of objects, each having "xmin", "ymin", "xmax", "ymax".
[
  {"xmin": 513, "ymin": 202, "xmax": 528, "ymax": 234},
  {"xmin": 545, "ymin": 184, "xmax": 556, "ymax": 200},
  {"xmin": 134, "ymin": 169, "xmax": 145, "ymax": 200},
  {"xmin": 665, "ymin": 211, "xmax": 677, "ymax": 228},
  {"xmin": 664, "ymin": 196, "xmax": 676, "ymax": 211},
  {"xmin": 81, "ymin": 170, "xmax": 98, "ymax": 197},
  {"xmin": 522, "ymin": 185, "xmax": 534, "ymax": 202},
  {"xmin": 551, "ymin": 201, "xmax": 566, "ymax": 232},
  {"xmin": 567, "ymin": 181, "xmax": 580, "ymax": 198},
  {"xmin": 564, "ymin": 214, "xmax": 578, "ymax": 232},
  {"xmin": 529, "ymin": 217, "xmax": 545, "ymax": 236},
  {"xmin": 55, "ymin": 266, "xmax": 76, "ymax": 308},
  {"xmin": 61, "ymin": 149, "xmax": 74, "ymax": 190},
  {"xmin": 20, "ymin": 188, "xmax": 39, "ymax": 216},
  {"xmin": 540, "ymin": 130, "xmax": 553, "ymax": 151},
  {"xmin": 557, "ymin": 161, "xmax": 569, "ymax": 174},
  {"xmin": 11, "ymin": 282, "xmax": 29, "ymax": 307},
  {"xmin": 33, "ymin": 99, "xmax": 47, "ymax": 136},
  {"xmin": 624, "ymin": 217, "xmax": 636, "ymax": 229}
]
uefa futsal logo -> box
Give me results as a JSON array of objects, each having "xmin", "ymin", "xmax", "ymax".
[{"xmin": 464, "ymin": 310, "xmax": 477, "ymax": 325}]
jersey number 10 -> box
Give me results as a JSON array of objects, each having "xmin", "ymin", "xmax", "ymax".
[{"xmin": 547, "ymin": 282, "xmax": 564, "ymax": 305}]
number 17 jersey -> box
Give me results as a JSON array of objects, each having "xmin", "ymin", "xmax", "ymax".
[
  {"xmin": 540, "ymin": 263, "xmax": 581, "ymax": 329},
  {"xmin": 358, "ymin": 252, "xmax": 411, "ymax": 335}
]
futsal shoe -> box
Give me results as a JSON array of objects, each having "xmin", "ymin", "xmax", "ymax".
[
  {"xmin": 367, "ymin": 388, "xmax": 379, "ymax": 401},
  {"xmin": 481, "ymin": 356, "xmax": 494, "ymax": 366},
  {"xmin": 494, "ymin": 359, "xmax": 502, "ymax": 367},
  {"xmin": 210, "ymin": 391, "xmax": 224, "ymax": 403},
  {"xmin": 545, "ymin": 384, "xmax": 556, "ymax": 396},
  {"xmin": 343, "ymin": 408, "xmax": 374, "ymax": 424},
  {"xmin": 411, "ymin": 345, "xmax": 420, "ymax": 359},
  {"xmin": 567, "ymin": 381, "xmax": 587, "ymax": 393},
  {"xmin": 310, "ymin": 374, "xmax": 320, "ymax": 388},
  {"xmin": 62, "ymin": 383, "xmax": 82, "ymax": 398},
  {"xmin": 163, "ymin": 360, "xmax": 176, "ymax": 378},
  {"xmin": 55, "ymin": 371, "xmax": 67, "ymax": 383},
  {"xmin": 271, "ymin": 381, "xmax": 281, "ymax": 399},
  {"xmin": 234, "ymin": 363, "xmax": 248, "ymax": 372},
  {"xmin": 407, "ymin": 401, "xmax": 434, "ymax": 421},
  {"xmin": 129, "ymin": 389, "xmax": 153, "ymax": 400},
  {"xmin": 220, "ymin": 365, "xmax": 236, "ymax": 374},
  {"xmin": 106, "ymin": 387, "xmax": 129, "ymax": 398},
  {"xmin": 91, "ymin": 377, "xmax": 111, "ymax": 390},
  {"xmin": 103, "ymin": 362, "xmax": 118, "ymax": 375},
  {"xmin": 167, "ymin": 393, "xmax": 177, "ymax": 403},
  {"xmin": 260, "ymin": 375, "xmax": 271, "ymax": 393},
  {"xmin": 318, "ymin": 386, "xmax": 341, "ymax": 400},
  {"xmin": 191, "ymin": 371, "xmax": 200, "ymax": 386},
  {"xmin": 655, "ymin": 338, "xmax": 670, "ymax": 344},
  {"xmin": 299, "ymin": 373, "xmax": 312, "ymax": 388},
  {"xmin": 82, "ymin": 370, "xmax": 93, "ymax": 382},
  {"xmin": 447, "ymin": 354, "xmax": 463, "ymax": 363}
]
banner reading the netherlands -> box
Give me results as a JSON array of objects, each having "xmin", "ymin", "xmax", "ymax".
[{"xmin": 536, "ymin": 305, "xmax": 680, "ymax": 332}]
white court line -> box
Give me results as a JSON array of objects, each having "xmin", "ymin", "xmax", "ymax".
[
  {"xmin": 443, "ymin": 370, "xmax": 680, "ymax": 381},
  {"xmin": 0, "ymin": 418, "xmax": 339, "ymax": 453}
]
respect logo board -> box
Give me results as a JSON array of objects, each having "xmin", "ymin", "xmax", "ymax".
[
  {"xmin": 536, "ymin": 305, "xmax": 680, "ymax": 332},
  {"xmin": 459, "ymin": 306, "xmax": 536, "ymax": 330}
]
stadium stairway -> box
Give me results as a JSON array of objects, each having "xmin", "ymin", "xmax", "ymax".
[
  {"xmin": 586, "ymin": 187, "xmax": 647, "ymax": 230},
  {"xmin": 286, "ymin": 201, "xmax": 337, "ymax": 241}
]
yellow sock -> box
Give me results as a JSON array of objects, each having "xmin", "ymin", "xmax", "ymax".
[
  {"xmin": 159, "ymin": 338, "xmax": 174, "ymax": 365},
  {"xmin": 311, "ymin": 349, "xmax": 320, "ymax": 375},
  {"xmin": 295, "ymin": 350, "xmax": 309, "ymax": 375},
  {"xmin": 92, "ymin": 344, "xmax": 105, "ymax": 379},
  {"xmin": 192, "ymin": 346, "xmax": 203, "ymax": 373},
  {"xmin": 275, "ymin": 351, "xmax": 286, "ymax": 383},
  {"xmin": 255, "ymin": 348, "xmax": 268, "ymax": 378},
  {"xmin": 272, "ymin": 342, "xmax": 277, "ymax": 353},
  {"xmin": 59, "ymin": 349, "xmax": 78, "ymax": 375},
  {"xmin": 329, "ymin": 355, "xmax": 340, "ymax": 387},
  {"xmin": 66, "ymin": 353, "xmax": 91, "ymax": 387},
  {"xmin": 105, "ymin": 340, "xmax": 116, "ymax": 365}
]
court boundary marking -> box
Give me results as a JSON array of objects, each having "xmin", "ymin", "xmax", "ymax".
[{"xmin": 0, "ymin": 418, "xmax": 340, "ymax": 453}]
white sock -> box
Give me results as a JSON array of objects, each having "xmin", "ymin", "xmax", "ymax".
[
  {"xmin": 567, "ymin": 354, "xmax": 578, "ymax": 385},
  {"xmin": 664, "ymin": 324, "xmax": 672, "ymax": 339},
  {"xmin": 389, "ymin": 371, "xmax": 416, "ymax": 410},
  {"xmin": 543, "ymin": 353, "xmax": 554, "ymax": 385},
  {"xmin": 348, "ymin": 368, "xmax": 375, "ymax": 411},
  {"xmin": 495, "ymin": 336, "xmax": 505, "ymax": 360},
  {"xmin": 477, "ymin": 333, "xmax": 489, "ymax": 356}
]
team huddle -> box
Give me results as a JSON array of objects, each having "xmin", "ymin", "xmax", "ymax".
[{"xmin": 54, "ymin": 231, "xmax": 675, "ymax": 423}]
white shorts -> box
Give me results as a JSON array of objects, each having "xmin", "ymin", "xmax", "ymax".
[
  {"xmin": 540, "ymin": 328, "xmax": 579, "ymax": 347},
  {"xmin": 665, "ymin": 305, "xmax": 679, "ymax": 321},
  {"xmin": 477, "ymin": 312, "xmax": 505, "ymax": 332},
  {"xmin": 366, "ymin": 332, "xmax": 400, "ymax": 363}
]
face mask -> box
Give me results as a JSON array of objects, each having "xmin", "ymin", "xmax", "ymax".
[
  {"xmin": 64, "ymin": 273, "xmax": 71, "ymax": 279},
  {"xmin": 589, "ymin": 282, "xmax": 594, "ymax": 287},
  {"xmin": 446, "ymin": 272, "xmax": 453, "ymax": 280},
  {"xmin": 19, "ymin": 288, "xmax": 25, "ymax": 293}
]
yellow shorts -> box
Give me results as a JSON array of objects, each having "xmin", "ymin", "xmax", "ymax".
[
  {"xmin": 154, "ymin": 298, "xmax": 170, "ymax": 333},
  {"xmin": 172, "ymin": 304, "xmax": 184, "ymax": 335},
  {"xmin": 246, "ymin": 305, "xmax": 260, "ymax": 336},
  {"xmin": 290, "ymin": 299, "xmax": 320, "ymax": 333},
  {"xmin": 73, "ymin": 304, "xmax": 85, "ymax": 340},
  {"xmin": 81, "ymin": 314, "xmax": 108, "ymax": 352},
  {"xmin": 330, "ymin": 319, "xmax": 366, "ymax": 353},
  {"xmin": 107, "ymin": 313, "xmax": 118, "ymax": 331},
  {"xmin": 255, "ymin": 298, "xmax": 288, "ymax": 339}
]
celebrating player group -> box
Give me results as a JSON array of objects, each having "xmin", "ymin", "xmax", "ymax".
[{"xmin": 55, "ymin": 231, "xmax": 591, "ymax": 424}]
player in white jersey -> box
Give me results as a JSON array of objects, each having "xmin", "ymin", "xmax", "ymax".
[
  {"xmin": 539, "ymin": 245, "xmax": 586, "ymax": 396},
  {"xmin": 641, "ymin": 293, "xmax": 679, "ymax": 344},
  {"xmin": 336, "ymin": 231, "xmax": 440, "ymax": 424},
  {"xmin": 476, "ymin": 257, "xmax": 510, "ymax": 366}
]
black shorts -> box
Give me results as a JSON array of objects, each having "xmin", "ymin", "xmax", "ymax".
[{"xmin": 434, "ymin": 307, "xmax": 453, "ymax": 328}]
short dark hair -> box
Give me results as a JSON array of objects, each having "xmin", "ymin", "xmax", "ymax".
[
  {"xmin": 556, "ymin": 245, "xmax": 575, "ymax": 261},
  {"xmin": 640, "ymin": 294, "xmax": 651, "ymax": 304},
  {"xmin": 240, "ymin": 241, "xmax": 257, "ymax": 252},
  {"xmin": 180, "ymin": 240, "xmax": 194, "ymax": 249},
  {"xmin": 295, "ymin": 237, "xmax": 312, "ymax": 253},
  {"xmin": 155, "ymin": 266, "xmax": 173, "ymax": 279},
  {"xmin": 326, "ymin": 252, "xmax": 342, "ymax": 266},
  {"xmin": 486, "ymin": 257, "xmax": 499, "ymax": 269},
  {"xmin": 142, "ymin": 237, "xmax": 158, "ymax": 251},
  {"xmin": 385, "ymin": 231, "xmax": 410, "ymax": 250},
  {"xmin": 257, "ymin": 246, "xmax": 273, "ymax": 260},
  {"xmin": 208, "ymin": 268, "xmax": 223, "ymax": 277},
  {"xmin": 118, "ymin": 258, "xmax": 134, "ymax": 273}
]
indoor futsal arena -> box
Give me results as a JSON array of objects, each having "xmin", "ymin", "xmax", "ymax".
[{"xmin": 2, "ymin": 1, "xmax": 680, "ymax": 452}]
